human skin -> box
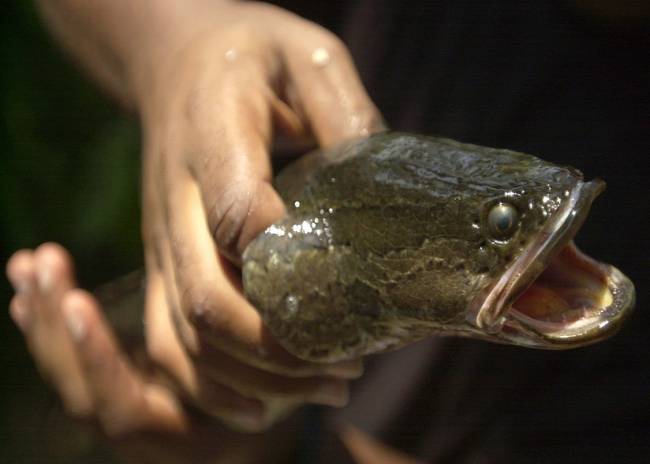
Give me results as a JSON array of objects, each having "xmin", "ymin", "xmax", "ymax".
[
  {"xmin": 7, "ymin": 244, "xmax": 306, "ymax": 463},
  {"xmin": 7, "ymin": 0, "xmax": 383, "ymax": 455}
]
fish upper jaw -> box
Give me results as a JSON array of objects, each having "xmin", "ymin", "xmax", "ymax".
[{"xmin": 465, "ymin": 178, "xmax": 634, "ymax": 349}]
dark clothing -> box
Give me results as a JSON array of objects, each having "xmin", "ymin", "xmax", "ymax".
[{"xmin": 275, "ymin": 1, "xmax": 650, "ymax": 462}]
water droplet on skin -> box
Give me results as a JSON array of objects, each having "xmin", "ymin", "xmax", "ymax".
[
  {"xmin": 311, "ymin": 47, "xmax": 331, "ymax": 67},
  {"xmin": 225, "ymin": 49, "xmax": 238, "ymax": 62}
]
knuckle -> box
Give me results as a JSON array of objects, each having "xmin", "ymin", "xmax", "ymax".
[
  {"xmin": 6, "ymin": 249, "xmax": 33, "ymax": 278},
  {"xmin": 180, "ymin": 283, "xmax": 228, "ymax": 332},
  {"xmin": 35, "ymin": 242, "xmax": 71, "ymax": 273},
  {"xmin": 205, "ymin": 182, "xmax": 254, "ymax": 254},
  {"xmin": 35, "ymin": 241, "xmax": 65, "ymax": 258},
  {"xmin": 313, "ymin": 31, "xmax": 348, "ymax": 59}
]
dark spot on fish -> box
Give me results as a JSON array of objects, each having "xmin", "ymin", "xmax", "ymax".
[{"xmin": 357, "ymin": 304, "xmax": 380, "ymax": 318}]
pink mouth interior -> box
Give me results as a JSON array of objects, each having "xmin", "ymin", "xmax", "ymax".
[{"xmin": 510, "ymin": 242, "xmax": 612, "ymax": 331}]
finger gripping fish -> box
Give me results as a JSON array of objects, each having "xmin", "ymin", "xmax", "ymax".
[{"xmin": 242, "ymin": 132, "xmax": 635, "ymax": 362}]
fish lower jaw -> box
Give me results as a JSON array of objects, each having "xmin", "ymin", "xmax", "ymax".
[{"xmin": 502, "ymin": 241, "xmax": 634, "ymax": 347}]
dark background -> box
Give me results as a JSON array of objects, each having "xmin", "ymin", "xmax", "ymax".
[{"xmin": 1, "ymin": 1, "xmax": 649, "ymax": 462}]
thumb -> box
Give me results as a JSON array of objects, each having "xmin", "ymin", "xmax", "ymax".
[{"xmin": 184, "ymin": 79, "xmax": 286, "ymax": 263}]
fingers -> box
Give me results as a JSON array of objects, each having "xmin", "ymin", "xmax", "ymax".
[
  {"xmin": 150, "ymin": 61, "xmax": 361, "ymax": 378},
  {"xmin": 160, "ymin": 163, "xmax": 361, "ymax": 379},
  {"xmin": 143, "ymin": 263, "xmax": 270, "ymax": 431},
  {"xmin": 7, "ymin": 245, "xmax": 187, "ymax": 437},
  {"xmin": 136, "ymin": 22, "xmax": 369, "ymax": 426},
  {"xmin": 7, "ymin": 249, "xmax": 35, "ymax": 330},
  {"xmin": 7, "ymin": 245, "xmax": 92, "ymax": 415},
  {"xmin": 195, "ymin": 345, "xmax": 349, "ymax": 407},
  {"xmin": 181, "ymin": 60, "xmax": 287, "ymax": 259},
  {"xmin": 279, "ymin": 25, "xmax": 386, "ymax": 146},
  {"xmin": 61, "ymin": 290, "xmax": 187, "ymax": 436}
]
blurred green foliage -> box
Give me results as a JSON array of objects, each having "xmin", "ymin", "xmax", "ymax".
[{"xmin": 1, "ymin": 2, "xmax": 141, "ymax": 461}]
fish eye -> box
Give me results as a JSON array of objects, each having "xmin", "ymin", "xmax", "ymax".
[{"xmin": 487, "ymin": 203, "xmax": 519, "ymax": 239}]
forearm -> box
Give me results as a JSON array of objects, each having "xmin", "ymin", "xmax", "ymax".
[{"xmin": 35, "ymin": 0, "xmax": 233, "ymax": 108}]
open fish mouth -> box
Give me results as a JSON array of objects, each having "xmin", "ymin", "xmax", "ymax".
[{"xmin": 474, "ymin": 180, "xmax": 635, "ymax": 348}]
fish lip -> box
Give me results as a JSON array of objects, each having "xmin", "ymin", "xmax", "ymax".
[
  {"xmin": 501, "ymin": 246, "xmax": 635, "ymax": 348},
  {"xmin": 468, "ymin": 177, "xmax": 633, "ymax": 347}
]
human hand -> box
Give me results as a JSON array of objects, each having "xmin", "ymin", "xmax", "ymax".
[
  {"xmin": 128, "ymin": 2, "xmax": 384, "ymax": 428},
  {"xmin": 6, "ymin": 244, "xmax": 297, "ymax": 463}
]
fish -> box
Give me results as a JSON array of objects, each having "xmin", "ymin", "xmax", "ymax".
[
  {"xmin": 99, "ymin": 132, "xmax": 634, "ymax": 363},
  {"xmin": 241, "ymin": 132, "xmax": 635, "ymax": 362}
]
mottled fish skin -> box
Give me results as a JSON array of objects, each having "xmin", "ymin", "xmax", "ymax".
[{"xmin": 242, "ymin": 132, "xmax": 581, "ymax": 362}]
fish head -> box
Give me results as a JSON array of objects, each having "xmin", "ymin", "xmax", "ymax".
[
  {"xmin": 244, "ymin": 133, "xmax": 635, "ymax": 360},
  {"xmin": 454, "ymin": 144, "xmax": 635, "ymax": 349}
]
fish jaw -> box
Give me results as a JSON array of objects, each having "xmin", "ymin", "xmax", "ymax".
[
  {"xmin": 467, "ymin": 178, "xmax": 635, "ymax": 349},
  {"xmin": 501, "ymin": 243, "xmax": 635, "ymax": 348}
]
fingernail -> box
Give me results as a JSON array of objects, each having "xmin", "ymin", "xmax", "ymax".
[
  {"xmin": 37, "ymin": 259, "xmax": 54, "ymax": 293},
  {"xmin": 313, "ymin": 381, "xmax": 349, "ymax": 407},
  {"xmin": 63, "ymin": 300, "xmax": 86, "ymax": 342},
  {"xmin": 10, "ymin": 299, "xmax": 30, "ymax": 332}
]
